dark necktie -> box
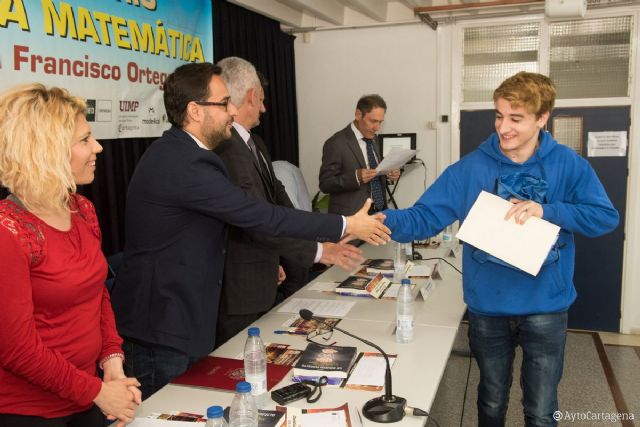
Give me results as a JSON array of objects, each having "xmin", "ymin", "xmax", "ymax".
[
  {"xmin": 247, "ymin": 136, "xmax": 260, "ymax": 167},
  {"xmin": 247, "ymin": 136, "xmax": 272, "ymax": 183},
  {"xmin": 363, "ymin": 137, "xmax": 385, "ymax": 211}
]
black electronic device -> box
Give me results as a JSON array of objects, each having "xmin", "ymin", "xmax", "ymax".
[
  {"xmin": 299, "ymin": 309, "xmax": 407, "ymax": 423},
  {"xmin": 377, "ymin": 133, "xmax": 417, "ymax": 161},
  {"xmin": 271, "ymin": 382, "xmax": 311, "ymax": 405}
]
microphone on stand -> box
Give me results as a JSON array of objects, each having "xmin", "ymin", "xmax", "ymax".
[{"xmin": 299, "ymin": 309, "xmax": 407, "ymax": 423}]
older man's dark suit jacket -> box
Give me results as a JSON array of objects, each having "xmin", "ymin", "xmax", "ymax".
[
  {"xmin": 213, "ymin": 129, "xmax": 316, "ymax": 338},
  {"xmin": 319, "ymin": 124, "xmax": 386, "ymax": 215},
  {"xmin": 111, "ymin": 126, "xmax": 342, "ymax": 359}
]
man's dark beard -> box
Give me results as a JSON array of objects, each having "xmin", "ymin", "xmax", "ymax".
[{"xmin": 204, "ymin": 125, "xmax": 231, "ymax": 150}]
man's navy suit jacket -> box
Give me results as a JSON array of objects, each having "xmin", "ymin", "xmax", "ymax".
[{"xmin": 111, "ymin": 126, "xmax": 342, "ymax": 358}]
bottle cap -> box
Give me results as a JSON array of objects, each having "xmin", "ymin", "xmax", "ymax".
[
  {"xmin": 236, "ymin": 381, "xmax": 252, "ymax": 393},
  {"xmin": 248, "ymin": 327, "xmax": 260, "ymax": 337},
  {"xmin": 207, "ymin": 405, "xmax": 224, "ymax": 418},
  {"xmin": 401, "ymin": 278, "xmax": 411, "ymax": 285}
]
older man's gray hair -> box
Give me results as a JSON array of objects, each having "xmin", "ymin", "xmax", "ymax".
[{"xmin": 217, "ymin": 56, "xmax": 261, "ymax": 107}]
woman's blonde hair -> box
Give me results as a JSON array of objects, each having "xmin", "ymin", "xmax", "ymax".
[
  {"xmin": 0, "ymin": 83, "xmax": 86, "ymax": 213},
  {"xmin": 493, "ymin": 71, "xmax": 556, "ymax": 118}
]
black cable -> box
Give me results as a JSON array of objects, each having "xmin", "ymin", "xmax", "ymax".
[
  {"xmin": 458, "ymin": 346, "xmax": 473, "ymax": 427},
  {"xmin": 385, "ymin": 170, "xmax": 402, "ymax": 209},
  {"xmin": 301, "ymin": 376, "xmax": 327, "ymax": 403},
  {"xmin": 409, "ymin": 407, "xmax": 441, "ymax": 427},
  {"xmin": 421, "ymin": 257, "xmax": 463, "ymax": 275},
  {"xmin": 408, "ymin": 158, "xmax": 427, "ymax": 190}
]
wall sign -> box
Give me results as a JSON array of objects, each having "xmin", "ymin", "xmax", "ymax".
[{"xmin": 1, "ymin": 0, "xmax": 213, "ymax": 139}]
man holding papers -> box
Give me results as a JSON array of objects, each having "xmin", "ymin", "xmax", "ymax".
[
  {"xmin": 319, "ymin": 95, "xmax": 400, "ymax": 215},
  {"xmin": 383, "ymin": 72, "xmax": 618, "ymax": 427}
]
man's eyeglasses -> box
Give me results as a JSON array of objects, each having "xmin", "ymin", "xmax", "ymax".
[{"xmin": 194, "ymin": 99, "xmax": 230, "ymax": 111}]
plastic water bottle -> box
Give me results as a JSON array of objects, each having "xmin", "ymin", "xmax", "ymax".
[
  {"xmin": 396, "ymin": 278, "xmax": 415, "ymax": 343},
  {"xmin": 206, "ymin": 405, "xmax": 228, "ymax": 427},
  {"xmin": 403, "ymin": 242, "xmax": 413, "ymax": 258},
  {"xmin": 442, "ymin": 225, "xmax": 453, "ymax": 248},
  {"xmin": 229, "ymin": 381, "xmax": 258, "ymax": 427},
  {"xmin": 243, "ymin": 327, "xmax": 267, "ymax": 408},
  {"xmin": 393, "ymin": 241, "xmax": 406, "ymax": 282}
]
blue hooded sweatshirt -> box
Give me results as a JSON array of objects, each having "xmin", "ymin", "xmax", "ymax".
[{"xmin": 384, "ymin": 131, "xmax": 619, "ymax": 316}]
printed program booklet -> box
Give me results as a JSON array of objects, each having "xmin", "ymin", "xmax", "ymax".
[
  {"xmin": 283, "ymin": 315, "xmax": 341, "ymax": 335},
  {"xmin": 334, "ymin": 273, "xmax": 391, "ymax": 298},
  {"xmin": 223, "ymin": 407, "xmax": 286, "ymax": 427},
  {"xmin": 361, "ymin": 258, "xmax": 394, "ymax": 274},
  {"xmin": 277, "ymin": 403, "xmax": 352, "ymax": 427},
  {"xmin": 344, "ymin": 352, "xmax": 397, "ymax": 391},
  {"xmin": 265, "ymin": 343, "xmax": 303, "ymax": 367},
  {"xmin": 293, "ymin": 342, "xmax": 357, "ymax": 379}
]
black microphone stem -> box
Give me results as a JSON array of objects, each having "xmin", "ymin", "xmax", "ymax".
[
  {"xmin": 300, "ymin": 308, "xmax": 407, "ymax": 422},
  {"xmin": 332, "ymin": 325, "xmax": 393, "ymax": 401}
]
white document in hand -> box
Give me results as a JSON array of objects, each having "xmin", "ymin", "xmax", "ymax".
[
  {"xmin": 456, "ymin": 191, "xmax": 560, "ymax": 276},
  {"xmin": 375, "ymin": 149, "xmax": 416, "ymax": 174}
]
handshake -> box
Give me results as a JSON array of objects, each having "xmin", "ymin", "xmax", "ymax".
[
  {"xmin": 344, "ymin": 198, "xmax": 391, "ymax": 246},
  {"xmin": 316, "ymin": 199, "xmax": 391, "ymax": 272}
]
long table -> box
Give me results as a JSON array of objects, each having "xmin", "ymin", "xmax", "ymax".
[{"xmin": 130, "ymin": 244, "xmax": 466, "ymax": 426}]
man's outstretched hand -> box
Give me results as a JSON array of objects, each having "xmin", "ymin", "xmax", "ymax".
[
  {"xmin": 345, "ymin": 199, "xmax": 391, "ymax": 246},
  {"xmin": 320, "ymin": 241, "xmax": 364, "ymax": 271}
]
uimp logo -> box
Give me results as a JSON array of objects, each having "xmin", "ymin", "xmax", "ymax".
[{"xmin": 120, "ymin": 100, "xmax": 140, "ymax": 112}]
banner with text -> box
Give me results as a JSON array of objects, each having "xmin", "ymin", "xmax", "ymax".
[{"xmin": 0, "ymin": 0, "xmax": 213, "ymax": 139}]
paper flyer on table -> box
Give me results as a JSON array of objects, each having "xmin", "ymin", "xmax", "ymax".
[
  {"xmin": 277, "ymin": 298, "xmax": 355, "ymax": 317},
  {"xmin": 456, "ymin": 191, "xmax": 560, "ymax": 276},
  {"xmin": 308, "ymin": 281, "xmax": 339, "ymax": 292},
  {"xmin": 127, "ymin": 419, "xmax": 198, "ymax": 426},
  {"xmin": 375, "ymin": 149, "xmax": 416, "ymax": 174}
]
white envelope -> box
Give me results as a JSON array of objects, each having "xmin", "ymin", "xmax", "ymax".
[{"xmin": 456, "ymin": 191, "xmax": 560, "ymax": 276}]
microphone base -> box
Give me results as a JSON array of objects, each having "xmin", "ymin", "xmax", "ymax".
[{"xmin": 362, "ymin": 395, "xmax": 407, "ymax": 423}]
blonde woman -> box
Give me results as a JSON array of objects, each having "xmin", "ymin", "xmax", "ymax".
[{"xmin": 0, "ymin": 84, "xmax": 141, "ymax": 427}]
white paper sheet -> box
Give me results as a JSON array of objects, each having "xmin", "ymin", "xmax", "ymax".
[
  {"xmin": 408, "ymin": 262, "xmax": 437, "ymax": 277},
  {"xmin": 346, "ymin": 353, "xmax": 397, "ymax": 388},
  {"xmin": 276, "ymin": 298, "xmax": 355, "ymax": 317},
  {"xmin": 308, "ymin": 281, "xmax": 339, "ymax": 292},
  {"xmin": 127, "ymin": 419, "xmax": 197, "ymax": 426},
  {"xmin": 587, "ymin": 131, "xmax": 627, "ymax": 157},
  {"xmin": 375, "ymin": 149, "xmax": 416, "ymax": 174},
  {"xmin": 301, "ymin": 411, "xmax": 348, "ymax": 427},
  {"xmin": 286, "ymin": 407, "xmax": 349, "ymax": 427},
  {"xmin": 456, "ymin": 191, "xmax": 560, "ymax": 276}
]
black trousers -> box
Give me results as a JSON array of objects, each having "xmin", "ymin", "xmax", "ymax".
[
  {"xmin": 0, "ymin": 406, "xmax": 103, "ymax": 427},
  {"xmin": 215, "ymin": 305, "xmax": 263, "ymax": 349}
]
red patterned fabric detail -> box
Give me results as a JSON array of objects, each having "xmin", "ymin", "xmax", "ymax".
[
  {"xmin": 0, "ymin": 200, "xmax": 45, "ymax": 267},
  {"xmin": 71, "ymin": 194, "xmax": 101, "ymax": 240},
  {"xmin": 0, "ymin": 194, "xmax": 101, "ymax": 267}
]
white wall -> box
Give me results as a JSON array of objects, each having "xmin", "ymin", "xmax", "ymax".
[
  {"xmin": 621, "ymin": 10, "xmax": 640, "ymax": 334},
  {"xmin": 294, "ymin": 24, "xmax": 438, "ymax": 210}
]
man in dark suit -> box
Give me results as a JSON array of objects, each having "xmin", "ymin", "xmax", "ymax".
[
  {"xmin": 214, "ymin": 57, "xmax": 363, "ymax": 346},
  {"xmin": 319, "ymin": 95, "xmax": 401, "ymax": 216},
  {"xmin": 110, "ymin": 63, "xmax": 390, "ymax": 399}
]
